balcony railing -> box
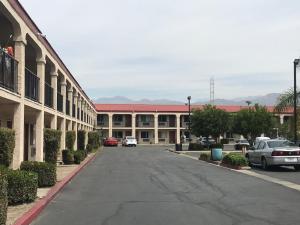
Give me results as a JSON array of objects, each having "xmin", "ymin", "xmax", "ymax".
[
  {"xmin": 44, "ymin": 82, "xmax": 53, "ymax": 108},
  {"xmin": 25, "ymin": 68, "xmax": 39, "ymax": 102},
  {"xmin": 72, "ymin": 104, "xmax": 75, "ymax": 117},
  {"xmin": 0, "ymin": 49, "xmax": 18, "ymax": 93},
  {"xmin": 66, "ymin": 99, "xmax": 70, "ymax": 115},
  {"xmin": 57, "ymin": 93, "xmax": 63, "ymax": 112}
]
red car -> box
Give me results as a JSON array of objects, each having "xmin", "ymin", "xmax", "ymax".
[{"xmin": 104, "ymin": 137, "xmax": 118, "ymax": 147}]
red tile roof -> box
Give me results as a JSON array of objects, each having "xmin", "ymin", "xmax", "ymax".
[{"xmin": 94, "ymin": 104, "xmax": 292, "ymax": 114}]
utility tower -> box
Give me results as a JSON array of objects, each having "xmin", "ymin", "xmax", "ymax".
[{"xmin": 210, "ymin": 77, "xmax": 215, "ymax": 105}]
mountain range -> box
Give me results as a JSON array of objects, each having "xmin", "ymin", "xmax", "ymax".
[{"xmin": 93, "ymin": 93, "xmax": 281, "ymax": 106}]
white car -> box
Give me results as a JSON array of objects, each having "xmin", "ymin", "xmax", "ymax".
[
  {"xmin": 246, "ymin": 139, "xmax": 300, "ymax": 170},
  {"xmin": 122, "ymin": 136, "xmax": 137, "ymax": 147}
]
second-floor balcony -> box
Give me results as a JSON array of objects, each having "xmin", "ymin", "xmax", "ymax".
[
  {"xmin": 136, "ymin": 120, "xmax": 154, "ymax": 128},
  {"xmin": 0, "ymin": 49, "xmax": 18, "ymax": 93},
  {"xmin": 57, "ymin": 92, "xmax": 63, "ymax": 112},
  {"xmin": 25, "ymin": 68, "xmax": 39, "ymax": 102},
  {"xmin": 158, "ymin": 121, "xmax": 176, "ymax": 128},
  {"xmin": 44, "ymin": 82, "xmax": 53, "ymax": 108}
]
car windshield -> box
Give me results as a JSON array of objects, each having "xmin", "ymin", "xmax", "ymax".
[{"xmin": 267, "ymin": 141, "xmax": 295, "ymax": 148}]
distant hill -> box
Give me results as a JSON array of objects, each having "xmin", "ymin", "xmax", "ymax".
[{"xmin": 93, "ymin": 93, "xmax": 281, "ymax": 106}]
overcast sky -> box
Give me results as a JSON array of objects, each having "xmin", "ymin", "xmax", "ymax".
[{"xmin": 19, "ymin": 0, "xmax": 300, "ymax": 102}]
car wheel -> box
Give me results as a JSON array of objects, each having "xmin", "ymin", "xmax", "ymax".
[
  {"xmin": 261, "ymin": 157, "xmax": 268, "ymax": 170},
  {"xmin": 294, "ymin": 165, "xmax": 300, "ymax": 171}
]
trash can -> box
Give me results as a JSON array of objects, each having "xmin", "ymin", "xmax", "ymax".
[
  {"xmin": 175, "ymin": 143, "xmax": 182, "ymax": 151},
  {"xmin": 211, "ymin": 148, "xmax": 222, "ymax": 161}
]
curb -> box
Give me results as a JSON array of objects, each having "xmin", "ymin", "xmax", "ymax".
[{"xmin": 13, "ymin": 152, "xmax": 98, "ymax": 225}]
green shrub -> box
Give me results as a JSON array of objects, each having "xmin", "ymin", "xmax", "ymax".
[
  {"xmin": 6, "ymin": 170, "xmax": 38, "ymax": 205},
  {"xmin": 74, "ymin": 151, "xmax": 85, "ymax": 164},
  {"xmin": 220, "ymin": 139, "xmax": 229, "ymax": 145},
  {"xmin": 77, "ymin": 130, "xmax": 86, "ymax": 150},
  {"xmin": 66, "ymin": 131, "xmax": 76, "ymax": 151},
  {"xmin": 86, "ymin": 144, "xmax": 93, "ymax": 153},
  {"xmin": 222, "ymin": 153, "xmax": 248, "ymax": 167},
  {"xmin": 188, "ymin": 143, "xmax": 204, "ymax": 151},
  {"xmin": 44, "ymin": 129, "xmax": 61, "ymax": 164},
  {"xmin": 88, "ymin": 132, "xmax": 100, "ymax": 151},
  {"xmin": 62, "ymin": 150, "xmax": 74, "ymax": 165},
  {"xmin": 0, "ymin": 128, "xmax": 15, "ymax": 167},
  {"xmin": 20, "ymin": 162, "xmax": 56, "ymax": 187},
  {"xmin": 210, "ymin": 143, "xmax": 223, "ymax": 149},
  {"xmin": 199, "ymin": 153, "xmax": 210, "ymax": 161},
  {"xmin": 0, "ymin": 171, "xmax": 7, "ymax": 225}
]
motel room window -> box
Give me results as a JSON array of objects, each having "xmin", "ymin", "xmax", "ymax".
[
  {"xmin": 114, "ymin": 115, "xmax": 123, "ymax": 122},
  {"xmin": 158, "ymin": 115, "xmax": 167, "ymax": 122},
  {"xmin": 113, "ymin": 131, "xmax": 123, "ymax": 138},
  {"xmin": 158, "ymin": 131, "xmax": 166, "ymax": 138},
  {"xmin": 183, "ymin": 116, "xmax": 189, "ymax": 122},
  {"xmin": 140, "ymin": 115, "xmax": 148, "ymax": 122},
  {"xmin": 141, "ymin": 131, "xmax": 149, "ymax": 139}
]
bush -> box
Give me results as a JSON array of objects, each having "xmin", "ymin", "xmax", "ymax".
[
  {"xmin": 20, "ymin": 162, "xmax": 56, "ymax": 187},
  {"xmin": 210, "ymin": 143, "xmax": 223, "ymax": 149},
  {"xmin": 77, "ymin": 130, "xmax": 86, "ymax": 150},
  {"xmin": 0, "ymin": 128, "xmax": 15, "ymax": 167},
  {"xmin": 74, "ymin": 151, "xmax": 85, "ymax": 164},
  {"xmin": 222, "ymin": 153, "xmax": 248, "ymax": 167},
  {"xmin": 62, "ymin": 150, "xmax": 74, "ymax": 165},
  {"xmin": 6, "ymin": 170, "xmax": 38, "ymax": 205},
  {"xmin": 86, "ymin": 144, "xmax": 93, "ymax": 153},
  {"xmin": 66, "ymin": 131, "xmax": 76, "ymax": 151},
  {"xmin": 44, "ymin": 129, "xmax": 61, "ymax": 164},
  {"xmin": 199, "ymin": 153, "xmax": 210, "ymax": 161},
  {"xmin": 88, "ymin": 132, "xmax": 100, "ymax": 151},
  {"xmin": 220, "ymin": 139, "xmax": 229, "ymax": 145},
  {"xmin": 188, "ymin": 143, "xmax": 204, "ymax": 151},
  {"xmin": 0, "ymin": 171, "xmax": 7, "ymax": 225}
]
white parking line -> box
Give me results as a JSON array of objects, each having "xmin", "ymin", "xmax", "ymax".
[{"xmin": 171, "ymin": 150, "xmax": 300, "ymax": 192}]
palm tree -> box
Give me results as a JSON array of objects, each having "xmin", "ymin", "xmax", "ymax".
[{"xmin": 274, "ymin": 88, "xmax": 300, "ymax": 112}]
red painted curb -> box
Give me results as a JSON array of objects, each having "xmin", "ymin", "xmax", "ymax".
[{"xmin": 13, "ymin": 152, "xmax": 98, "ymax": 225}]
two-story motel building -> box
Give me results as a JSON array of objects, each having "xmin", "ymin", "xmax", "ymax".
[
  {"xmin": 95, "ymin": 104, "xmax": 292, "ymax": 145},
  {"xmin": 0, "ymin": 0, "xmax": 97, "ymax": 168}
]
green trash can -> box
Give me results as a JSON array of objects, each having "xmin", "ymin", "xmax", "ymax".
[{"xmin": 211, "ymin": 148, "xmax": 222, "ymax": 161}]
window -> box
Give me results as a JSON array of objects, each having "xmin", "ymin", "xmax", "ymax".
[
  {"xmin": 158, "ymin": 115, "xmax": 167, "ymax": 122},
  {"xmin": 114, "ymin": 115, "xmax": 123, "ymax": 122},
  {"xmin": 141, "ymin": 131, "xmax": 149, "ymax": 139},
  {"xmin": 158, "ymin": 131, "xmax": 166, "ymax": 138},
  {"xmin": 141, "ymin": 115, "xmax": 148, "ymax": 122},
  {"xmin": 113, "ymin": 131, "xmax": 123, "ymax": 138},
  {"xmin": 183, "ymin": 116, "xmax": 189, "ymax": 122}
]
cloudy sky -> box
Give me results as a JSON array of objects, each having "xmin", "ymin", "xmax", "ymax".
[{"xmin": 19, "ymin": 0, "xmax": 300, "ymax": 102}]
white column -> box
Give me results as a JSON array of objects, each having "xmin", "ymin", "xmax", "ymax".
[
  {"xmin": 280, "ymin": 115, "xmax": 284, "ymax": 124},
  {"xmin": 50, "ymin": 114, "xmax": 57, "ymax": 130},
  {"xmin": 14, "ymin": 40, "xmax": 26, "ymax": 97},
  {"xmin": 154, "ymin": 114, "xmax": 158, "ymax": 144},
  {"xmin": 78, "ymin": 97, "xmax": 82, "ymax": 121},
  {"xmin": 36, "ymin": 59, "xmax": 45, "ymax": 104},
  {"xmin": 68, "ymin": 88, "xmax": 73, "ymax": 117},
  {"xmin": 35, "ymin": 110, "xmax": 44, "ymax": 161},
  {"xmin": 74, "ymin": 122, "xmax": 78, "ymax": 150},
  {"xmin": 51, "ymin": 71, "xmax": 58, "ymax": 110},
  {"xmin": 73, "ymin": 93, "xmax": 78, "ymax": 119},
  {"xmin": 61, "ymin": 79, "xmax": 67, "ymax": 114},
  {"xmin": 132, "ymin": 114, "xmax": 136, "ymax": 138},
  {"xmin": 12, "ymin": 103, "xmax": 24, "ymax": 169},
  {"xmin": 60, "ymin": 118, "xmax": 66, "ymax": 151},
  {"xmin": 108, "ymin": 113, "xmax": 113, "ymax": 137},
  {"xmin": 176, "ymin": 114, "xmax": 181, "ymax": 144}
]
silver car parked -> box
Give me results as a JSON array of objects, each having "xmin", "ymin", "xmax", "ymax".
[{"xmin": 246, "ymin": 139, "xmax": 300, "ymax": 170}]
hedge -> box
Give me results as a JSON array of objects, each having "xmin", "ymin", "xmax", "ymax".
[
  {"xmin": 62, "ymin": 150, "xmax": 74, "ymax": 165},
  {"xmin": 87, "ymin": 132, "xmax": 100, "ymax": 152},
  {"xmin": 6, "ymin": 170, "xmax": 38, "ymax": 205},
  {"xmin": 222, "ymin": 153, "xmax": 248, "ymax": 167},
  {"xmin": 77, "ymin": 130, "xmax": 86, "ymax": 150},
  {"xmin": 20, "ymin": 161, "xmax": 56, "ymax": 187},
  {"xmin": 86, "ymin": 144, "xmax": 93, "ymax": 153},
  {"xmin": 188, "ymin": 143, "xmax": 204, "ymax": 151},
  {"xmin": 0, "ymin": 128, "xmax": 15, "ymax": 167},
  {"xmin": 0, "ymin": 171, "xmax": 7, "ymax": 225},
  {"xmin": 199, "ymin": 153, "xmax": 210, "ymax": 161},
  {"xmin": 74, "ymin": 151, "xmax": 86, "ymax": 164},
  {"xmin": 44, "ymin": 129, "xmax": 61, "ymax": 164},
  {"xmin": 66, "ymin": 131, "xmax": 76, "ymax": 151}
]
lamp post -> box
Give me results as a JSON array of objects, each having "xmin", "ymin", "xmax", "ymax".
[
  {"xmin": 294, "ymin": 59, "xmax": 300, "ymax": 143},
  {"xmin": 187, "ymin": 96, "xmax": 191, "ymax": 143}
]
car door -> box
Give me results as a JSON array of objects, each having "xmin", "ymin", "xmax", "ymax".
[
  {"xmin": 253, "ymin": 141, "xmax": 263, "ymax": 164},
  {"xmin": 249, "ymin": 141, "xmax": 259, "ymax": 164}
]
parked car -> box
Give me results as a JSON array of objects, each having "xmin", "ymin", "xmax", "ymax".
[
  {"xmin": 122, "ymin": 136, "xmax": 137, "ymax": 147},
  {"xmin": 103, "ymin": 137, "xmax": 118, "ymax": 147},
  {"xmin": 245, "ymin": 139, "xmax": 300, "ymax": 170},
  {"xmin": 235, "ymin": 139, "xmax": 250, "ymax": 150},
  {"xmin": 198, "ymin": 137, "xmax": 216, "ymax": 148}
]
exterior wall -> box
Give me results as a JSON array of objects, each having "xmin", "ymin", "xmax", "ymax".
[{"xmin": 0, "ymin": 0, "xmax": 97, "ymax": 168}]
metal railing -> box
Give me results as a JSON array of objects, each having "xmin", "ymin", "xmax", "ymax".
[
  {"xmin": 0, "ymin": 49, "xmax": 18, "ymax": 93},
  {"xmin": 25, "ymin": 68, "xmax": 39, "ymax": 101},
  {"xmin": 57, "ymin": 93, "xmax": 63, "ymax": 112},
  {"xmin": 44, "ymin": 82, "xmax": 53, "ymax": 108}
]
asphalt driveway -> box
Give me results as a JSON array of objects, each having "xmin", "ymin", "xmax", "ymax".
[{"xmin": 31, "ymin": 146, "xmax": 300, "ymax": 225}]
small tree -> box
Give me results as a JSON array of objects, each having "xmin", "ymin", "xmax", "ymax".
[
  {"xmin": 191, "ymin": 105, "xmax": 230, "ymax": 141},
  {"xmin": 88, "ymin": 131, "xmax": 100, "ymax": 151},
  {"xmin": 44, "ymin": 129, "xmax": 61, "ymax": 164},
  {"xmin": 66, "ymin": 131, "xmax": 76, "ymax": 151},
  {"xmin": 77, "ymin": 130, "xmax": 86, "ymax": 150}
]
